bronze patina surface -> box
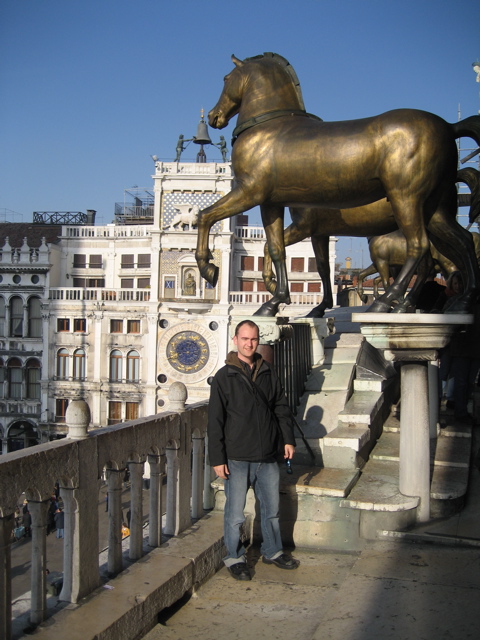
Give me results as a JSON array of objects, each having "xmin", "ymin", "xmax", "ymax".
[{"xmin": 195, "ymin": 52, "xmax": 480, "ymax": 315}]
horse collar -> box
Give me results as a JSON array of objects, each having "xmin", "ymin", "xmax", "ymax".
[{"xmin": 231, "ymin": 109, "xmax": 322, "ymax": 146}]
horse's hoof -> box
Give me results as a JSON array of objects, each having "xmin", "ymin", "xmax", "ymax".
[
  {"xmin": 253, "ymin": 301, "xmax": 278, "ymax": 317},
  {"xmin": 368, "ymin": 300, "xmax": 392, "ymax": 313},
  {"xmin": 202, "ymin": 264, "xmax": 219, "ymax": 287}
]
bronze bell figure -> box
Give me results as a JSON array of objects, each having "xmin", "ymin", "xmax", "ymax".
[{"xmin": 194, "ymin": 110, "xmax": 212, "ymax": 162}]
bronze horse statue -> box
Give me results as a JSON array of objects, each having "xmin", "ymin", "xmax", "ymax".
[
  {"xmin": 196, "ymin": 52, "xmax": 480, "ymax": 315},
  {"xmin": 261, "ymin": 167, "xmax": 480, "ymax": 317}
]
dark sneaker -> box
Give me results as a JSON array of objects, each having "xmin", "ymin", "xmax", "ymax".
[
  {"xmin": 262, "ymin": 553, "xmax": 300, "ymax": 570},
  {"xmin": 227, "ymin": 562, "xmax": 251, "ymax": 581}
]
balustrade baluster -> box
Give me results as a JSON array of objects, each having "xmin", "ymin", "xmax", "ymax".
[
  {"xmin": 128, "ymin": 461, "xmax": 145, "ymax": 561},
  {"xmin": 0, "ymin": 513, "xmax": 14, "ymax": 640},
  {"xmin": 148, "ymin": 454, "xmax": 165, "ymax": 547},
  {"xmin": 191, "ymin": 434, "xmax": 204, "ymax": 519},
  {"xmin": 28, "ymin": 500, "xmax": 49, "ymax": 626},
  {"xmin": 106, "ymin": 469, "xmax": 124, "ymax": 576}
]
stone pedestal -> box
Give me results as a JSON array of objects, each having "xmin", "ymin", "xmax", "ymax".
[{"xmin": 352, "ymin": 313, "xmax": 473, "ymax": 523}]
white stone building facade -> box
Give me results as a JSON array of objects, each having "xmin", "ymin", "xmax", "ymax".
[{"xmin": 0, "ymin": 159, "xmax": 336, "ymax": 452}]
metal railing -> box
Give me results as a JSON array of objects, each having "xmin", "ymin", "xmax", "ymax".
[{"xmin": 273, "ymin": 322, "xmax": 312, "ymax": 414}]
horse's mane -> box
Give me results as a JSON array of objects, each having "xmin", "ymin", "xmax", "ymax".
[{"xmin": 243, "ymin": 52, "xmax": 305, "ymax": 111}]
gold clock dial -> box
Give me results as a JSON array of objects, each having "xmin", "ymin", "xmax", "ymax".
[{"xmin": 166, "ymin": 331, "xmax": 210, "ymax": 373}]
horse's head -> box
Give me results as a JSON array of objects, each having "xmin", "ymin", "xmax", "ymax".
[
  {"xmin": 208, "ymin": 55, "xmax": 245, "ymax": 130},
  {"xmin": 208, "ymin": 53, "xmax": 304, "ymax": 130}
]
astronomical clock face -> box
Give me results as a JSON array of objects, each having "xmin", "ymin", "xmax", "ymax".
[
  {"xmin": 158, "ymin": 322, "xmax": 219, "ymax": 384},
  {"xmin": 166, "ymin": 330, "xmax": 209, "ymax": 373}
]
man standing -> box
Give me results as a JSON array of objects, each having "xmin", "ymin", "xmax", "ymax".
[{"xmin": 208, "ymin": 320, "xmax": 299, "ymax": 581}]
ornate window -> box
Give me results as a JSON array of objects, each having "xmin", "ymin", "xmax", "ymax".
[
  {"xmin": 110, "ymin": 319, "xmax": 123, "ymax": 333},
  {"xmin": 57, "ymin": 318, "xmax": 70, "ymax": 332},
  {"xmin": 8, "ymin": 358, "xmax": 22, "ymax": 399},
  {"xmin": 126, "ymin": 350, "xmax": 140, "ymax": 382},
  {"xmin": 10, "ymin": 296, "xmax": 23, "ymax": 337},
  {"xmin": 56, "ymin": 399, "xmax": 68, "ymax": 422},
  {"xmin": 108, "ymin": 401, "xmax": 122, "ymax": 425},
  {"xmin": 57, "ymin": 348, "xmax": 69, "ymax": 380},
  {"xmin": 28, "ymin": 297, "xmax": 42, "ymax": 337},
  {"xmin": 0, "ymin": 297, "xmax": 5, "ymax": 337},
  {"xmin": 126, "ymin": 402, "xmax": 139, "ymax": 421},
  {"xmin": 26, "ymin": 359, "xmax": 41, "ymax": 399},
  {"xmin": 0, "ymin": 358, "xmax": 4, "ymax": 399},
  {"xmin": 109, "ymin": 350, "xmax": 122, "ymax": 382},
  {"xmin": 73, "ymin": 349, "xmax": 86, "ymax": 381},
  {"xmin": 74, "ymin": 318, "xmax": 86, "ymax": 333},
  {"xmin": 127, "ymin": 319, "xmax": 140, "ymax": 334}
]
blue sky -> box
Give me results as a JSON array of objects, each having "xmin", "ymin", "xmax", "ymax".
[{"xmin": 1, "ymin": 0, "xmax": 479, "ymax": 268}]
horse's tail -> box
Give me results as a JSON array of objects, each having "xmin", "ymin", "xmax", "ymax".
[
  {"xmin": 451, "ymin": 115, "xmax": 480, "ymax": 147},
  {"xmin": 457, "ymin": 167, "xmax": 480, "ymax": 223}
]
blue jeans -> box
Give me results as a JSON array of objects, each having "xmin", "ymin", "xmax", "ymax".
[{"xmin": 223, "ymin": 459, "xmax": 283, "ymax": 567}]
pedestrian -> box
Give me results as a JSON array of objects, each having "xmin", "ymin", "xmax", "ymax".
[
  {"xmin": 22, "ymin": 510, "xmax": 32, "ymax": 537},
  {"xmin": 207, "ymin": 320, "xmax": 299, "ymax": 581},
  {"xmin": 47, "ymin": 495, "xmax": 58, "ymax": 535},
  {"xmin": 54, "ymin": 508, "xmax": 65, "ymax": 538}
]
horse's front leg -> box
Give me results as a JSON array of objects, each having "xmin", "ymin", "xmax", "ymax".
[
  {"xmin": 254, "ymin": 205, "xmax": 288, "ymax": 317},
  {"xmin": 263, "ymin": 221, "xmax": 306, "ymax": 295},
  {"xmin": 195, "ymin": 186, "xmax": 257, "ymax": 286}
]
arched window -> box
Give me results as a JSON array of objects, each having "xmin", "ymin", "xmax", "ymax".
[
  {"xmin": 109, "ymin": 350, "xmax": 122, "ymax": 382},
  {"xmin": 73, "ymin": 348, "xmax": 86, "ymax": 380},
  {"xmin": 8, "ymin": 358, "xmax": 22, "ymax": 398},
  {"xmin": 0, "ymin": 297, "xmax": 5, "ymax": 337},
  {"xmin": 26, "ymin": 359, "xmax": 41, "ymax": 399},
  {"xmin": 57, "ymin": 349, "xmax": 69, "ymax": 380},
  {"xmin": 0, "ymin": 358, "xmax": 4, "ymax": 399},
  {"xmin": 126, "ymin": 350, "xmax": 140, "ymax": 382},
  {"xmin": 10, "ymin": 296, "xmax": 23, "ymax": 337},
  {"xmin": 28, "ymin": 297, "xmax": 42, "ymax": 337}
]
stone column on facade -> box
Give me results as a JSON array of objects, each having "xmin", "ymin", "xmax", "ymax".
[
  {"xmin": 22, "ymin": 304, "xmax": 28, "ymax": 338},
  {"xmin": 1, "ymin": 439, "xmax": 7, "ymax": 455},
  {"xmin": 92, "ymin": 311, "xmax": 104, "ymax": 426},
  {"xmin": 0, "ymin": 513, "xmax": 14, "ymax": 640},
  {"xmin": 128, "ymin": 461, "xmax": 145, "ymax": 561},
  {"xmin": 106, "ymin": 469, "xmax": 124, "ymax": 576},
  {"xmin": 191, "ymin": 434, "xmax": 204, "ymax": 519},
  {"xmin": 28, "ymin": 500, "xmax": 49, "ymax": 626},
  {"xmin": 148, "ymin": 453, "xmax": 165, "ymax": 547}
]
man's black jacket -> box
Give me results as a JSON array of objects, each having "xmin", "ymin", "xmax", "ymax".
[{"xmin": 207, "ymin": 351, "xmax": 295, "ymax": 467}]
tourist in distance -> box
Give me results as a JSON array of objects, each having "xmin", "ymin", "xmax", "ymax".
[{"xmin": 207, "ymin": 320, "xmax": 299, "ymax": 581}]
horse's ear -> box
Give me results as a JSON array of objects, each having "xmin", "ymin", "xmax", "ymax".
[{"xmin": 231, "ymin": 54, "xmax": 244, "ymax": 67}]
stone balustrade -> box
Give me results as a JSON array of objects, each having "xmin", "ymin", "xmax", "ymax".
[{"xmin": 0, "ymin": 391, "xmax": 209, "ymax": 640}]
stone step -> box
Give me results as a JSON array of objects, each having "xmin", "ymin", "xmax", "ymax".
[
  {"xmin": 323, "ymin": 346, "xmax": 360, "ymax": 365},
  {"xmin": 338, "ymin": 391, "xmax": 384, "ymax": 425},
  {"xmin": 305, "ymin": 363, "xmax": 356, "ymax": 393},
  {"xmin": 324, "ymin": 332, "xmax": 364, "ymax": 349},
  {"xmin": 296, "ymin": 389, "xmax": 351, "ymax": 437},
  {"xmin": 372, "ymin": 430, "xmax": 472, "ymax": 468},
  {"xmin": 323, "ymin": 425, "xmax": 370, "ymax": 452},
  {"xmin": 341, "ymin": 459, "xmax": 419, "ymax": 512}
]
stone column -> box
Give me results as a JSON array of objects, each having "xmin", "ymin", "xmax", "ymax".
[
  {"xmin": 148, "ymin": 454, "xmax": 165, "ymax": 547},
  {"xmin": 164, "ymin": 445, "xmax": 179, "ymax": 536},
  {"xmin": 106, "ymin": 469, "xmax": 124, "ymax": 576},
  {"xmin": 0, "ymin": 514, "xmax": 14, "ymax": 640},
  {"xmin": 128, "ymin": 461, "xmax": 144, "ymax": 561},
  {"xmin": 191, "ymin": 435, "xmax": 204, "ymax": 519},
  {"xmin": 28, "ymin": 500, "xmax": 49, "ymax": 626},
  {"xmin": 353, "ymin": 312, "xmax": 473, "ymax": 525},
  {"xmin": 399, "ymin": 362, "xmax": 431, "ymax": 522},
  {"xmin": 428, "ymin": 361, "xmax": 440, "ymax": 438}
]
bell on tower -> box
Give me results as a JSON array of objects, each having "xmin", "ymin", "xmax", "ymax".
[{"xmin": 194, "ymin": 109, "xmax": 213, "ymax": 163}]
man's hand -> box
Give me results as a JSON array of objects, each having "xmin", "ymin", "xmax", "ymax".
[
  {"xmin": 214, "ymin": 464, "xmax": 230, "ymax": 479},
  {"xmin": 284, "ymin": 444, "xmax": 295, "ymax": 460}
]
